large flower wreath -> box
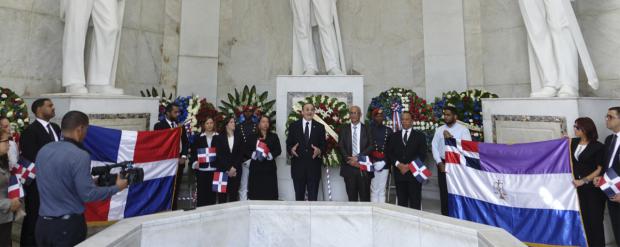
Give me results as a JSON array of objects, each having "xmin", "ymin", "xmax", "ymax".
[
  {"xmin": 286, "ymin": 95, "xmax": 349, "ymax": 167},
  {"xmin": 367, "ymin": 88, "xmax": 437, "ymax": 148},
  {"xmin": 0, "ymin": 87, "xmax": 29, "ymax": 134},
  {"xmin": 432, "ymin": 89, "xmax": 498, "ymax": 141},
  {"xmin": 219, "ymin": 85, "xmax": 276, "ymax": 131},
  {"xmin": 174, "ymin": 95, "xmax": 222, "ymax": 144}
]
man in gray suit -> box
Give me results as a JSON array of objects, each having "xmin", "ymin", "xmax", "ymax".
[{"xmin": 338, "ymin": 106, "xmax": 374, "ymax": 201}]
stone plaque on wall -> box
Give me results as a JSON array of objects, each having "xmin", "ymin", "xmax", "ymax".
[
  {"xmin": 493, "ymin": 115, "xmax": 566, "ymax": 144},
  {"xmin": 88, "ymin": 113, "xmax": 151, "ymax": 131}
]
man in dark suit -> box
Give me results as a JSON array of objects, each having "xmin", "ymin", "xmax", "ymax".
[
  {"xmin": 286, "ymin": 103, "xmax": 326, "ymax": 201},
  {"xmin": 154, "ymin": 103, "xmax": 189, "ymax": 210},
  {"xmin": 599, "ymin": 106, "xmax": 620, "ymax": 242},
  {"xmin": 338, "ymin": 105, "xmax": 374, "ymax": 202},
  {"xmin": 386, "ymin": 111, "xmax": 427, "ymax": 209},
  {"xmin": 19, "ymin": 98, "xmax": 61, "ymax": 246}
]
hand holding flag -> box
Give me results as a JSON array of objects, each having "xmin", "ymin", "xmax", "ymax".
[
  {"xmin": 212, "ymin": 171, "xmax": 228, "ymax": 193},
  {"xmin": 357, "ymin": 156, "xmax": 374, "ymax": 172},
  {"xmin": 8, "ymin": 174, "xmax": 24, "ymax": 199},
  {"xmin": 408, "ymin": 159, "xmax": 432, "ymax": 184},
  {"xmin": 255, "ymin": 139, "xmax": 271, "ymax": 161},
  {"xmin": 596, "ymin": 168, "xmax": 620, "ymax": 198}
]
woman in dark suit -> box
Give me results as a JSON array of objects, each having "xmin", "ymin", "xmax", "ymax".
[
  {"xmin": 190, "ymin": 117, "xmax": 219, "ymax": 207},
  {"xmin": 245, "ymin": 116, "xmax": 282, "ymax": 200},
  {"xmin": 571, "ymin": 117, "xmax": 606, "ymax": 246},
  {"xmin": 214, "ymin": 116, "xmax": 244, "ymax": 203}
]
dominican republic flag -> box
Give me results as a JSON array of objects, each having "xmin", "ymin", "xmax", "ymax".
[
  {"xmin": 408, "ymin": 159, "xmax": 431, "ymax": 184},
  {"xmin": 197, "ymin": 147, "xmax": 217, "ymax": 164},
  {"xmin": 83, "ymin": 126, "xmax": 181, "ymax": 222},
  {"xmin": 12, "ymin": 157, "xmax": 36, "ymax": 185},
  {"xmin": 255, "ymin": 140, "xmax": 270, "ymax": 160},
  {"xmin": 212, "ymin": 172, "xmax": 228, "ymax": 193},
  {"xmin": 7, "ymin": 174, "xmax": 24, "ymax": 199},
  {"xmin": 597, "ymin": 168, "xmax": 620, "ymax": 197},
  {"xmin": 358, "ymin": 155, "xmax": 374, "ymax": 172},
  {"xmin": 445, "ymin": 138, "xmax": 586, "ymax": 246}
]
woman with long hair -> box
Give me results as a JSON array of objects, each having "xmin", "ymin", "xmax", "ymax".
[
  {"xmin": 213, "ymin": 116, "xmax": 244, "ymax": 202},
  {"xmin": 190, "ymin": 117, "xmax": 219, "ymax": 206},
  {"xmin": 571, "ymin": 117, "xmax": 606, "ymax": 246},
  {"xmin": 246, "ymin": 116, "xmax": 281, "ymax": 200}
]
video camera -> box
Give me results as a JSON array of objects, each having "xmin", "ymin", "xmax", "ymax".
[{"xmin": 91, "ymin": 161, "xmax": 144, "ymax": 187}]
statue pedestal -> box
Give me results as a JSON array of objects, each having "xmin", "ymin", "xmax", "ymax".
[
  {"xmin": 24, "ymin": 94, "xmax": 159, "ymax": 131},
  {"xmin": 275, "ymin": 75, "xmax": 364, "ymax": 201},
  {"xmin": 481, "ymin": 97, "xmax": 620, "ymax": 144}
]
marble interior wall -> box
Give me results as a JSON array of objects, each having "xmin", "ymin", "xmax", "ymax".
[
  {"xmin": 218, "ymin": 0, "xmax": 425, "ymax": 109},
  {"xmin": 0, "ymin": 0, "xmax": 179, "ymax": 97}
]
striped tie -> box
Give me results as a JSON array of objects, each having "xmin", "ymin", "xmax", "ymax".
[{"xmin": 352, "ymin": 125, "xmax": 358, "ymax": 156}]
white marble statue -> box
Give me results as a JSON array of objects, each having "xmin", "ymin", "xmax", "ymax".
[
  {"xmin": 519, "ymin": 0, "xmax": 598, "ymax": 97},
  {"xmin": 291, "ymin": 0, "xmax": 346, "ymax": 75},
  {"xmin": 60, "ymin": 0, "xmax": 125, "ymax": 94}
]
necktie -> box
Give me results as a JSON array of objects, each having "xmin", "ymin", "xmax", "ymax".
[
  {"xmin": 172, "ymin": 122, "xmax": 177, "ymax": 128},
  {"xmin": 609, "ymin": 135, "xmax": 618, "ymax": 168},
  {"xmin": 352, "ymin": 125, "xmax": 358, "ymax": 156},
  {"xmin": 304, "ymin": 122, "xmax": 310, "ymax": 143},
  {"xmin": 46, "ymin": 124, "xmax": 56, "ymax": 141},
  {"xmin": 403, "ymin": 130, "xmax": 409, "ymax": 145}
]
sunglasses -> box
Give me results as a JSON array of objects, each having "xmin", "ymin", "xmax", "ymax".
[{"xmin": 573, "ymin": 125, "xmax": 581, "ymax": 130}]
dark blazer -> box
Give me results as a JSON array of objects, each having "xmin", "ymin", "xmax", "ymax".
[
  {"xmin": 604, "ymin": 134, "xmax": 620, "ymax": 174},
  {"xmin": 245, "ymin": 132, "xmax": 282, "ymax": 171},
  {"xmin": 154, "ymin": 119, "xmax": 189, "ymax": 157},
  {"xmin": 190, "ymin": 133, "xmax": 218, "ymax": 167},
  {"xmin": 338, "ymin": 123, "xmax": 374, "ymax": 178},
  {"xmin": 19, "ymin": 120, "xmax": 61, "ymax": 162},
  {"xmin": 571, "ymin": 138, "xmax": 605, "ymax": 179},
  {"xmin": 286, "ymin": 119, "xmax": 326, "ymax": 170},
  {"xmin": 213, "ymin": 132, "xmax": 244, "ymax": 172},
  {"xmin": 386, "ymin": 129, "xmax": 427, "ymax": 182}
]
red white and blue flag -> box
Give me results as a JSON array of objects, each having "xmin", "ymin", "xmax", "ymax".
[
  {"xmin": 444, "ymin": 138, "xmax": 586, "ymax": 246},
  {"xmin": 597, "ymin": 168, "xmax": 620, "ymax": 197},
  {"xmin": 7, "ymin": 174, "xmax": 24, "ymax": 199},
  {"xmin": 197, "ymin": 147, "xmax": 217, "ymax": 164},
  {"xmin": 408, "ymin": 159, "xmax": 431, "ymax": 184},
  {"xmin": 255, "ymin": 140, "xmax": 270, "ymax": 161},
  {"xmin": 212, "ymin": 172, "xmax": 228, "ymax": 193},
  {"xmin": 390, "ymin": 103, "xmax": 402, "ymax": 132},
  {"xmin": 12, "ymin": 157, "xmax": 36, "ymax": 185},
  {"xmin": 358, "ymin": 156, "xmax": 374, "ymax": 172},
  {"xmin": 83, "ymin": 126, "xmax": 181, "ymax": 222}
]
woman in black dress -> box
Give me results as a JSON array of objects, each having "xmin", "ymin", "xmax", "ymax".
[
  {"xmin": 214, "ymin": 116, "xmax": 244, "ymax": 203},
  {"xmin": 571, "ymin": 117, "xmax": 606, "ymax": 246},
  {"xmin": 246, "ymin": 116, "xmax": 281, "ymax": 200},
  {"xmin": 190, "ymin": 117, "xmax": 218, "ymax": 206}
]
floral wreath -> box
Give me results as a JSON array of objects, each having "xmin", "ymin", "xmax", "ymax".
[
  {"xmin": 431, "ymin": 89, "xmax": 498, "ymax": 142},
  {"xmin": 0, "ymin": 87, "xmax": 29, "ymax": 134},
  {"xmin": 219, "ymin": 85, "xmax": 276, "ymax": 131},
  {"xmin": 367, "ymin": 87, "xmax": 437, "ymax": 131},
  {"xmin": 286, "ymin": 95, "xmax": 350, "ymax": 167},
  {"xmin": 174, "ymin": 95, "xmax": 221, "ymax": 144}
]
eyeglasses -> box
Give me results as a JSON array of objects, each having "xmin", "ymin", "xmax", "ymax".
[
  {"xmin": 573, "ymin": 125, "xmax": 581, "ymax": 130},
  {"xmin": 606, "ymin": 115, "xmax": 620, "ymax": 120}
]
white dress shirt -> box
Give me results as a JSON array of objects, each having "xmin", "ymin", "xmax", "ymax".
[
  {"xmin": 302, "ymin": 119, "xmax": 312, "ymax": 137},
  {"xmin": 431, "ymin": 123, "xmax": 472, "ymax": 163},
  {"xmin": 351, "ymin": 123, "xmax": 361, "ymax": 156},
  {"xmin": 401, "ymin": 128, "xmax": 413, "ymax": 143},
  {"xmin": 36, "ymin": 118, "xmax": 58, "ymax": 141},
  {"xmin": 228, "ymin": 135, "xmax": 234, "ymax": 152},
  {"xmin": 166, "ymin": 118, "xmax": 177, "ymax": 128}
]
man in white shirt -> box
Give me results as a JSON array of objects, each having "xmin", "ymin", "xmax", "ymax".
[
  {"xmin": 431, "ymin": 106, "xmax": 471, "ymax": 216},
  {"xmin": 594, "ymin": 106, "xmax": 620, "ymax": 242}
]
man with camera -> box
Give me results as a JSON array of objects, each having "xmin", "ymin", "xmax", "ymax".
[{"xmin": 35, "ymin": 111, "xmax": 128, "ymax": 246}]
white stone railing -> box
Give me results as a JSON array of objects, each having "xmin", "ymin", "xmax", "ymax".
[{"xmin": 78, "ymin": 201, "xmax": 524, "ymax": 247}]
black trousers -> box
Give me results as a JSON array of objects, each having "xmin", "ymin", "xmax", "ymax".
[
  {"xmin": 195, "ymin": 170, "xmax": 216, "ymax": 207},
  {"xmin": 21, "ymin": 180, "xmax": 40, "ymax": 246},
  {"xmin": 248, "ymin": 166, "xmax": 279, "ymax": 200},
  {"xmin": 343, "ymin": 173, "xmax": 371, "ymax": 202},
  {"xmin": 217, "ymin": 173, "xmax": 240, "ymax": 203},
  {"xmin": 171, "ymin": 163, "xmax": 185, "ymax": 210},
  {"xmin": 35, "ymin": 214, "xmax": 86, "ymax": 247},
  {"xmin": 292, "ymin": 164, "xmax": 321, "ymax": 201},
  {"xmin": 576, "ymin": 184, "xmax": 606, "ymax": 247},
  {"xmin": 0, "ymin": 221, "xmax": 12, "ymax": 247},
  {"xmin": 438, "ymin": 171, "xmax": 449, "ymax": 216},
  {"xmin": 395, "ymin": 180, "xmax": 422, "ymax": 209},
  {"xmin": 609, "ymin": 200, "xmax": 620, "ymax": 245}
]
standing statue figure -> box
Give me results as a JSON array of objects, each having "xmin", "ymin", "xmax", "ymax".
[
  {"xmin": 519, "ymin": 0, "xmax": 598, "ymax": 97},
  {"xmin": 60, "ymin": 0, "xmax": 125, "ymax": 94},
  {"xmin": 291, "ymin": 0, "xmax": 346, "ymax": 75}
]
